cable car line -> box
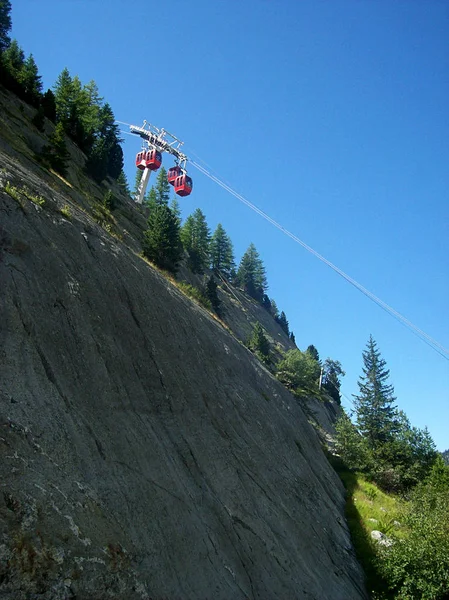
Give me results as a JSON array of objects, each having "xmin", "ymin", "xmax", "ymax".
[{"xmin": 190, "ymin": 160, "xmax": 449, "ymax": 362}]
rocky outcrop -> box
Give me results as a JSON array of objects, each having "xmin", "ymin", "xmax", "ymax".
[{"xmin": 0, "ymin": 89, "xmax": 367, "ymax": 599}]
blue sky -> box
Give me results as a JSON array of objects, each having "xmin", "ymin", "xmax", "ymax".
[{"xmin": 11, "ymin": 1, "xmax": 449, "ymax": 450}]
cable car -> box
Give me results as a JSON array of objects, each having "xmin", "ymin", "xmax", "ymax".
[
  {"xmin": 144, "ymin": 149, "xmax": 162, "ymax": 171},
  {"xmin": 167, "ymin": 166, "xmax": 182, "ymax": 185},
  {"xmin": 174, "ymin": 174, "xmax": 193, "ymax": 197},
  {"xmin": 135, "ymin": 151, "xmax": 146, "ymax": 170}
]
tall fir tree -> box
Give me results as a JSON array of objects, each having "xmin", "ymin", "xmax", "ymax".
[
  {"xmin": 18, "ymin": 53, "xmax": 42, "ymax": 105},
  {"xmin": 353, "ymin": 335, "xmax": 398, "ymax": 448},
  {"xmin": 205, "ymin": 275, "xmax": 221, "ymax": 314},
  {"xmin": 210, "ymin": 223, "xmax": 235, "ymax": 279},
  {"xmin": 180, "ymin": 208, "xmax": 210, "ymax": 273},
  {"xmin": 234, "ymin": 243, "xmax": 267, "ymax": 302},
  {"xmin": 0, "ymin": 0, "xmax": 12, "ymax": 52},
  {"xmin": 41, "ymin": 89, "xmax": 56, "ymax": 122},
  {"xmin": 53, "ymin": 67, "xmax": 73, "ymax": 127},
  {"xmin": 143, "ymin": 204, "xmax": 182, "ymax": 273}
]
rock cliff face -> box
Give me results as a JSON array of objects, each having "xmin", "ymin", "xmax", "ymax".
[{"xmin": 0, "ymin": 88, "xmax": 367, "ymax": 599}]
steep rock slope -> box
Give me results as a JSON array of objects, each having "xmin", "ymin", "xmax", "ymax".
[{"xmin": 0, "ymin": 99, "xmax": 366, "ymax": 599}]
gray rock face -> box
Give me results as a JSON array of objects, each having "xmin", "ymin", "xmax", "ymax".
[{"xmin": 0, "ymin": 96, "xmax": 367, "ymax": 598}]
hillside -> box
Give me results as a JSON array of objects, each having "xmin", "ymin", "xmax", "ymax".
[{"xmin": 0, "ymin": 87, "xmax": 367, "ymax": 599}]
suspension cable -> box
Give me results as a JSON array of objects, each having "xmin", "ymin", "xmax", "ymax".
[{"xmin": 190, "ymin": 160, "xmax": 449, "ymax": 361}]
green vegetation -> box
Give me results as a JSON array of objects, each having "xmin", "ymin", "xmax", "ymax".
[
  {"xmin": 210, "ymin": 223, "xmax": 236, "ymax": 278},
  {"xmin": 333, "ymin": 336, "xmax": 448, "ymax": 599},
  {"xmin": 4, "ymin": 180, "xmax": 21, "ymax": 202},
  {"xmin": 59, "ymin": 204, "xmax": 72, "ymax": 219},
  {"xmin": 234, "ymin": 242, "xmax": 267, "ymax": 302},
  {"xmin": 276, "ymin": 348, "xmax": 321, "ymax": 395},
  {"xmin": 41, "ymin": 122, "xmax": 70, "ymax": 176},
  {"xmin": 248, "ymin": 322, "xmax": 270, "ymax": 364},
  {"xmin": 143, "ymin": 203, "xmax": 182, "ymax": 273},
  {"xmin": 176, "ymin": 282, "xmax": 212, "ymax": 311},
  {"xmin": 180, "ymin": 208, "xmax": 211, "ymax": 273}
]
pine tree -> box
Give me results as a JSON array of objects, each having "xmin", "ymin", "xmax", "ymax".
[
  {"xmin": 277, "ymin": 349, "xmax": 321, "ymax": 393},
  {"xmin": 210, "ymin": 223, "xmax": 235, "ymax": 278},
  {"xmin": 353, "ymin": 335, "xmax": 398, "ymax": 448},
  {"xmin": 154, "ymin": 167, "xmax": 170, "ymax": 206},
  {"xmin": 306, "ymin": 345, "xmax": 320, "ymax": 363},
  {"xmin": 41, "ymin": 122, "xmax": 70, "ymax": 176},
  {"xmin": 41, "ymin": 89, "xmax": 56, "ymax": 122},
  {"xmin": 53, "ymin": 67, "xmax": 73, "ymax": 127},
  {"xmin": 322, "ymin": 358, "xmax": 345, "ymax": 404},
  {"xmin": 180, "ymin": 208, "xmax": 210, "ymax": 273},
  {"xmin": 289, "ymin": 331, "xmax": 296, "ymax": 345},
  {"xmin": 18, "ymin": 54, "xmax": 42, "ymax": 105},
  {"xmin": 277, "ymin": 311, "xmax": 289, "ymax": 335},
  {"xmin": 0, "ymin": 0, "xmax": 12, "ymax": 52},
  {"xmin": 205, "ymin": 275, "xmax": 221, "ymax": 314},
  {"xmin": 117, "ymin": 170, "xmax": 130, "ymax": 197},
  {"xmin": 143, "ymin": 204, "xmax": 182, "ymax": 273},
  {"xmin": 170, "ymin": 197, "xmax": 182, "ymax": 226},
  {"xmin": 234, "ymin": 243, "xmax": 267, "ymax": 302},
  {"xmin": 248, "ymin": 322, "xmax": 270, "ymax": 363},
  {"xmin": 1, "ymin": 38, "xmax": 24, "ymax": 82},
  {"xmin": 270, "ymin": 298, "xmax": 279, "ymax": 320}
]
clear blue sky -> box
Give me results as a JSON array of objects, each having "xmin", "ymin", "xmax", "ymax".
[{"xmin": 11, "ymin": 1, "xmax": 449, "ymax": 450}]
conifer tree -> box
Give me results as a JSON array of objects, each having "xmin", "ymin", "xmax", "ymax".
[
  {"xmin": 170, "ymin": 197, "xmax": 182, "ymax": 226},
  {"xmin": 322, "ymin": 358, "xmax": 345, "ymax": 404},
  {"xmin": 0, "ymin": 0, "xmax": 12, "ymax": 52},
  {"xmin": 306, "ymin": 345, "xmax": 320, "ymax": 363},
  {"xmin": 354, "ymin": 335, "xmax": 398, "ymax": 448},
  {"xmin": 53, "ymin": 67, "xmax": 73, "ymax": 127},
  {"xmin": 180, "ymin": 208, "xmax": 210, "ymax": 273},
  {"xmin": 289, "ymin": 331, "xmax": 296, "ymax": 345},
  {"xmin": 234, "ymin": 243, "xmax": 267, "ymax": 302},
  {"xmin": 248, "ymin": 322, "xmax": 270, "ymax": 363},
  {"xmin": 1, "ymin": 38, "xmax": 24, "ymax": 82},
  {"xmin": 270, "ymin": 298, "xmax": 279, "ymax": 320},
  {"xmin": 143, "ymin": 204, "xmax": 182, "ymax": 273},
  {"xmin": 210, "ymin": 223, "xmax": 235, "ymax": 278},
  {"xmin": 117, "ymin": 170, "xmax": 130, "ymax": 197},
  {"xmin": 41, "ymin": 89, "xmax": 56, "ymax": 122},
  {"xmin": 205, "ymin": 275, "xmax": 221, "ymax": 314},
  {"xmin": 41, "ymin": 122, "xmax": 70, "ymax": 176},
  {"xmin": 277, "ymin": 311, "xmax": 289, "ymax": 335},
  {"xmin": 19, "ymin": 54, "xmax": 42, "ymax": 105}
]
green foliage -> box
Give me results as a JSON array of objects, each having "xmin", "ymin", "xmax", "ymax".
[
  {"xmin": 289, "ymin": 331, "xmax": 296, "ymax": 345},
  {"xmin": 210, "ymin": 223, "xmax": 236, "ymax": 278},
  {"xmin": 41, "ymin": 122, "xmax": 70, "ymax": 176},
  {"xmin": 205, "ymin": 275, "xmax": 221, "ymax": 314},
  {"xmin": 32, "ymin": 106, "xmax": 45, "ymax": 131},
  {"xmin": 180, "ymin": 208, "xmax": 210, "ymax": 274},
  {"xmin": 176, "ymin": 282, "xmax": 212, "ymax": 311},
  {"xmin": 354, "ymin": 335, "xmax": 398, "ymax": 450},
  {"xmin": 442, "ymin": 450, "xmax": 449, "ymax": 466},
  {"xmin": 276, "ymin": 310, "xmax": 289, "ymax": 335},
  {"xmin": 234, "ymin": 243, "xmax": 267, "ymax": 302},
  {"xmin": 60, "ymin": 204, "xmax": 72, "ymax": 219},
  {"xmin": 322, "ymin": 358, "xmax": 345, "ymax": 404},
  {"xmin": 4, "ymin": 180, "xmax": 21, "ymax": 202},
  {"xmin": 0, "ymin": 0, "xmax": 12, "ymax": 51},
  {"xmin": 103, "ymin": 189, "xmax": 115, "ymax": 211},
  {"xmin": 248, "ymin": 322, "xmax": 270, "ymax": 364},
  {"xmin": 143, "ymin": 204, "xmax": 182, "ymax": 273},
  {"xmin": 277, "ymin": 348, "xmax": 320, "ymax": 395},
  {"xmin": 306, "ymin": 344, "xmax": 320, "ymax": 363},
  {"xmin": 377, "ymin": 464, "xmax": 449, "ymax": 599},
  {"xmin": 335, "ymin": 413, "xmax": 373, "ymax": 471},
  {"xmin": 41, "ymin": 89, "xmax": 56, "ymax": 122},
  {"xmin": 0, "ymin": 38, "xmax": 42, "ymax": 105},
  {"xmin": 117, "ymin": 170, "xmax": 130, "ymax": 197},
  {"xmin": 18, "ymin": 53, "xmax": 42, "ymax": 104}
]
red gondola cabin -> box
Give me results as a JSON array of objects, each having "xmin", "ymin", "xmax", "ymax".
[
  {"xmin": 135, "ymin": 151, "xmax": 146, "ymax": 170},
  {"xmin": 174, "ymin": 174, "xmax": 193, "ymax": 197},
  {"xmin": 167, "ymin": 166, "xmax": 182, "ymax": 185},
  {"xmin": 135, "ymin": 149, "xmax": 162, "ymax": 171}
]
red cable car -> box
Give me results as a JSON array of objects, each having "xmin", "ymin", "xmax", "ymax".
[
  {"xmin": 144, "ymin": 149, "xmax": 162, "ymax": 171},
  {"xmin": 135, "ymin": 151, "xmax": 146, "ymax": 170},
  {"xmin": 167, "ymin": 166, "xmax": 182, "ymax": 185},
  {"xmin": 174, "ymin": 174, "xmax": 193, "ymax": 197}
]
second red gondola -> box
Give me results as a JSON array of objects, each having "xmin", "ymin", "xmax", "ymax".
[{"xmin": 174, "ymin": 174, "xmax": 193, "ymax": 197}]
